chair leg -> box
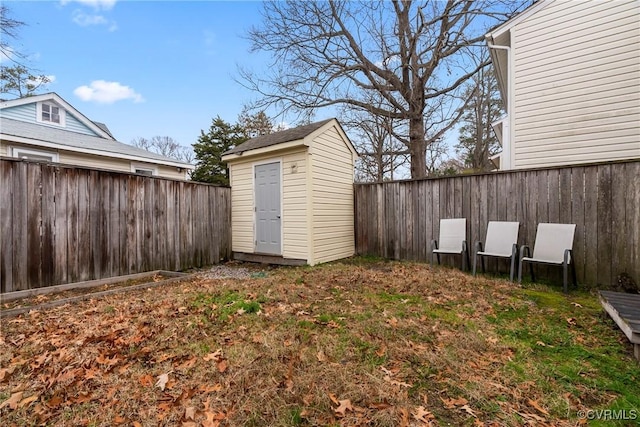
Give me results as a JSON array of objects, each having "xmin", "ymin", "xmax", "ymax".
[
  {"xmin": 529, "ymin": 262, "xmax": 535, "ymax": 283},
  {"xmin": 472, "ymin": 254, "xmax": 478, "ymax": 276},
  {"xmin": 481, "ymin": 256, "xmax": 486, "ymax": 273},
  {"xmin": 572, "ymin": 263, "xmax": 577, "ymax": 289},
  {"xmin": 518, "ymin": 259, "xmax": 524, "ymax": 283},
  {"xmin": 509, "ymin": 254, "xmax": 516, "ymax": 282},
  {"xmin": 563, "ymin": 262, "xmax": 568, "ymax": 294}
]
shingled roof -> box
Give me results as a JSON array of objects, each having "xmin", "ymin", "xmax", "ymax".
[{"xmin": 223, "ymin": 118, "xmax": 334, "ymax": 155}]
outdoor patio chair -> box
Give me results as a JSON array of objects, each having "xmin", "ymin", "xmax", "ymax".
[
  {"xmin": 518, "ymin": 223, "xmax": 577, "ymax": 293},
  {"xmin": 431, "ymin": 218, "xmax": 469, "ymax": 271},
  {"xmin": 473, "ymin": 221, "xmax": 520, "ymax": 281}
]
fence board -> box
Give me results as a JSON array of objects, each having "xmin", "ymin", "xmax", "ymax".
[
  {"xmin": 0, "ymin": 159, "xmax": 230, "ymax": 293},
  {"xmin": 354, "ymin": 160, "xmax": 640, "ymax": 288}
]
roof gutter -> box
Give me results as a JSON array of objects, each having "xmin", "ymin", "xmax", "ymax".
[{"xmin": 486, "ymin": 41, "xmax": 513, "ymax": 170}]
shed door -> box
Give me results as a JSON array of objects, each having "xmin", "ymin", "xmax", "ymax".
[{"xmin": 255, "ymin": 162, "xmax": 281, "ymax": 255}]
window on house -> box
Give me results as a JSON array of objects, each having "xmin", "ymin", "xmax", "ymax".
[
  {"xmin": 42, "ymin": 103, "xmax": 60, "ymax": 123},
  {"xmin": 37, "ymin": 102, "xmax": 65, "ymax": 126},
  {"xmin": 131, "ymin": 163, "xmax": 157, "ymax": 176},
  {"xmin": 11, "ymin": 146, "xmax": 59, "ymax": 162}
]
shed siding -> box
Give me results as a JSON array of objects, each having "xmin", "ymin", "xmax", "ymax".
[
  {"xmin": 311, "ymin": 127, "xmax": 355, "ymax": 264},
  {"xmin": 1, "ymin": 104, "xmax": 101, "ymax": 136},
  {"xmin": 512, "ymin": 0, "xmax": 640, "ymax": 168},
  {"xmin": 282, "ymin": 150, "xmax": 309, "ymax": 260},
  {"xmin": 228, "ymin": 150, "xmax": 309, "ymax": 260}
]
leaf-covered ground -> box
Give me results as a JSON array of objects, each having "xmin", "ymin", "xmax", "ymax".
[{"xmin": 1, "ymin": 258, "xmax": 638, "ymax": 426}]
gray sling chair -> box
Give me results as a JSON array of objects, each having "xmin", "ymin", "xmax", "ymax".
[
  {"xmin": 518, "ymin": 223, "xmax": 577, "ymax": 293},
  {"xmin": 473, "ymin": 221, "xmax": 520, "ymax": 281},
  {"xmin": 431, "ymin": 218, "xmax": 470, "ymax": 271}
]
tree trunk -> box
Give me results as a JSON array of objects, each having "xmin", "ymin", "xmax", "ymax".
[{"xmin": 409, "ymin": 116, "xmax": 427, "ymax": 179}]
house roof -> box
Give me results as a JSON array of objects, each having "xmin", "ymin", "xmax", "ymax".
[
  {"xmin": 0, "ymin": 93, "xmax": 116, "ymax": 140},
  {"xmin": 0, "ymin": 117, "xmax": 193, "ymax": 169},
  {"xmin": 223, "ymin": 118, "xmax": 334, "ymax": 155}
]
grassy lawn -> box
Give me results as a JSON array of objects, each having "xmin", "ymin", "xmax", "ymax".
[{"xmin": 1, "ymin": 258, "xmax": 638, "ymax": 426}]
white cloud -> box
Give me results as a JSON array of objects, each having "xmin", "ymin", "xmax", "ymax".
[
  {"xmin": 71, "ymin": 9, "xmax": 117, "ymax": 31},
  {"xmin": 61, "ymin": 0, "xmax": 117, "ymax": 11},
  {"xmin": 74, "ymin": 80, "xmax": 144, "ymax": 104}
]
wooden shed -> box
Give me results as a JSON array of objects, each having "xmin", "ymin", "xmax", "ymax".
[{"xmin": 221, "ymin": 118, "xmax": 357, "ymax": 266}]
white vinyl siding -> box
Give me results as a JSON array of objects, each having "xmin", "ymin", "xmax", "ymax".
[
  {"xmin": 282, "ymin": 150, "xmax": 309, "ymax": 260},
  {"xmin": 311, "ymin": 127, "xmax": 355, "ymax": 264},
  {"xmin": 228, "ymin": 161, "xmax": 255, "ymax": 254},
  {"xmin": 0, "ymin": 141, "xmax": 186, "ymax": 179},
  {"xmin": 512, "ymin": 0, "xmax": 640, "ymax": 168}
]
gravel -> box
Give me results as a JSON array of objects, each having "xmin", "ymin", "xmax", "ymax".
[{"xmin": 197, "ymin": 264, "xmax": 254, "ymax": 280}]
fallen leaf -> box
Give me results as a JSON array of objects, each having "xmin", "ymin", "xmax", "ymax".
[
  {"xmin": 0, "ymin": 392, "xmax": 23, "ymax": 410},
  {"xmin": 527, "ymin": 399, "xmax": 549, "ymax": 415},
  {"xmin": 184, "ymin": 406, "xmax": 196, "ymax": 420},
  {"xmin": 460, "ymin": 404, "xmax": 477, "ymax": 418},
  {"xmin": 316, "ymin": 350, "xmax": 328, "ymax": 362},
  {"xmin": 19, "ymin": 394, "xmax": 39, "ymax": 408},
  {"xmin": 412, "ymin": 406, "xmax": 434, "ymax": 423},
  {"xmin": 156, "ymin": 373, "xmax": 169, "ymax": 391},
  {"xmin": 375, "ymin": 345, "xmax": 387, "ymax": 357},
  {"xmin": 217, "ymin": 359, "xmax": 227, "ymax": 373},
  {"xmin": 199, "ymin": 383, "xmax": 222, "ymax": 393},
  {"xmin": 139, "ymin": 374, "xmax": 154, "ymax": 387},
  {"xmin": 133, "ymin": 422, "xmax": 143, "ymax": 427},
  {"xmin": 114, "ymin": 415, "xmax": 127, "ymax": 424},
  {"xmin": 536, "ymin": 341, "xmax": 547, "ymax": 347},
  {"xmin": 571, "ymin": 302, "xmax": 583, "ymax": 308},
  {"xmin": 203, "ymin": 350, "xmax": 223, "ymax": 362},
  {"xmin": 334, "ymin": 399, "xmax": 353, "ymax": 416},
  {"xmin": 440, "ymin": 397, "xmax": 468, "ymax": 409},
  {"xmin": 566, "ymin": 317, "xmax": 577, "ymax": 326}
]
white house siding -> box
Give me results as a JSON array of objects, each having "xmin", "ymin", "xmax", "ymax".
[
  {"xmin": 512, "ymin": 0, "xmax": 640, "ymax": 168},
  {"xmin": 1, "ymin": 104, "xmax": 99, "ymax": 136},
  {"xmin": 311, "ymin": 127, "xmax": 355, "ymax": 264},
  {"xmin": 228, "ymin": 150, "xmax": 310, "ymax": 260},
  {"xmin": 0, "ymin": 141, "xmax": 185, "ymax": 179}
]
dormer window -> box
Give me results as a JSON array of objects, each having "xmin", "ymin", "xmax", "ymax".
[
  {"xmin": 36, "ymin": 101, "xmax": 66, "ymax": 127},
  {"xmin": 42, "ymin": 103, "xmax": 60, "ymax": 123}
]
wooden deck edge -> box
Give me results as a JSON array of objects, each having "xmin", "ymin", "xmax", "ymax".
[
  {"xmin": 599, "ymin": 292, "xmax": 640, "ymax": 345},
  {"xmin": 0, "ymin": 273, "xmax": 197, "ymax": 319},
  {"xmin": 1, "ymin": 270, "xmax": 188, "ymax": 303},
  {"xmin": 233, "ymin": 252, "xmax": 307, "ymax": 266}
]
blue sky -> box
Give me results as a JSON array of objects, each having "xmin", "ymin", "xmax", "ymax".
[{"xmin": 4, "ymin": 0, "xmax": 286, "ymax": 148}]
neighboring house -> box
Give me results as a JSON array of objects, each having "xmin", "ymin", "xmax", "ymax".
[
  {"xmin": 222, "ymin": 118, "xmax": 357, "ymax": 266},
  {"xmin": 0, "ymin": 93, "xmax": 193, "ymax": 179},
  {"xmin": 486, "ymin": 0, "xmax": 640, "ymax": 170}
]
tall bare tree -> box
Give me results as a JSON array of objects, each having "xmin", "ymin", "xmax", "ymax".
[
  {"xmin": 237, "ymin": 107, "xmax": 276, "ymax": 138},
  {"xmin": 455, "ymin": 66, "xmax": 502, "ymax": 171},
  {"xmin": 0, "ymin": 5, "xmax": 24, "ymax": 62},
  {"xmin": 241, "ymin": 0, "xmax": 526, "ymax": 178}
]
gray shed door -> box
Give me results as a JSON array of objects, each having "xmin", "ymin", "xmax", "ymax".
[{"xmin": 255, "ymin": 162, "xmax": 281, "ymax": 255}]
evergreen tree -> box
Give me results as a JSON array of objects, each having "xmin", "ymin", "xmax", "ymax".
[{"xmin": 191, "ymin": 116, "xmax": 247, "ymax": 185}]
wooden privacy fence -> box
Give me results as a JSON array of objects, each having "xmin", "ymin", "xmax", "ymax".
[
  {"xmin": 0, "ymin": 158, "xmax": 231, "ymax": 293},
  {"xmin": 354, "ymin": 160, "xmax": 640, "ymax": 288}
]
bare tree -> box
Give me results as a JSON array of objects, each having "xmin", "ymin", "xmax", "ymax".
[
  {"xmin": 237, "ymin": 107, "xmax": 276, "ymax": 138},
  {"xmin": 0, "ymin": 5, "xmax": 24, "ymax": 62},
  {"xmin": 240, "ymin": 0, "xmax": 526, "ymax": 178},
  {"xmin": 456, "ymin": 65, "xmax": 502, "ymax": 171},
  {"xmin": 130, "ymin": 136, "xmax": 194, "ymax": 164}
]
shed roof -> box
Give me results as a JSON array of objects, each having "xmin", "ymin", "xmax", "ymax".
[{"xmin": 223, "ymin": 118, "xmax": 334, "ymax": 155}]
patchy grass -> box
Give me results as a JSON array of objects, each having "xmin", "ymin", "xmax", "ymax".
[{"xmin": 1, "ymin": 258, "xmax": 638, "ymax": 426}]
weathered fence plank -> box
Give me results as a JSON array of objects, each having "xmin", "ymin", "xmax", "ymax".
[
  {"xmin": 0, "ymin": 159, "xmax": 230, "ymax": 293},
  {"xmin": 354, "ymin": 160, "xmax": 640, "ymax": 288}
]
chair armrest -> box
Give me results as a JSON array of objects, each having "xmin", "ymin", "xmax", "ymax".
[
  {"xmin": 431, "ymin": 239, "xmax": 438, "ymax": 251},
  {"xmin": 462, "ymin": 240, "xmax": 468, "ymax": 252},
  {"xmin": 564, "ymin": 248, "xmax": 573, "ymax": 265},
  {"xmin": 511, "ymin": 243, "xmax": 518, "ymax": 258},
  {"xmin": 475, "ymin": 241, "xmax": 483, "ymax": 254},
  {"xmin": 519, "ymin": 245, "xmax": 531, "ymax": 260}
]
